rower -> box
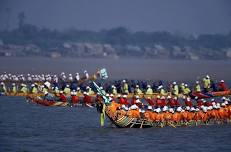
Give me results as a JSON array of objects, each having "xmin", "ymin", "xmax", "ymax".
[
  {"xmin": 183, "ymin": 84, "xmax": 191, "ymax": 95},
  {"xmin": 64, "ymin": 84, "xmax": 71, "ymax": 95},
  {"xmin": 83, "ymin": 92, "xmax": 93, "ymax": 106},
  {"xmin": 86, "ymin": 86, "xmax": 94, "ymax": 95},
  {"xmin": 71, "ymin": 90, "xmax": 79, "ymax": 106},
  {"xmin": 44, "ymin": 91, "xmax": 54, "ymax": 101},
  {"xmin": 59, "ymin": 91, "xmax": 67, "ymax": 102},
  {"xmin": 20, "ymin": 84, "xmax": 28, "ymax": 93},
  {"xmin": 158, "ymin": 85, "xmax": 167, "ymax": 96},
  {"xmin": 145, "ymin": 85, "xmax": 153, "ymax": 95},
  {"xmin": 202, "ymin": 75, "xmax": 211, "ymax": 92},
  {"xmin": 167, "ymin": 96, "xmax": 175, "ymax": 108},
  {"xmin": 194, "ymin": 81, "xmax": 201, "ymax": 93},
  {"xmin": 31, "ymin": 84, "xmax": 38, "ymax": 94},
  {"xmin": 184, "ymin": 97, "xmax": 193, "ymax": 107},
  {"xmin": 146, "ymin": 96, "xmax": 155, "ymax": 106},
  {"xmin": 0, "ymin": 82, "xmax": 7, "ymax": 94},
  {"xmin": 121, "ymin": 80, "xmax": 129, "ymax": 94},
  {"xmin": 134, "ymin": 85, "xmax": 143, "ymax": 95},
  {"xmin": 11, "ymin": 83, "xmax": 17, "ymax": 94},
  {"xmin": 171, "ymin": 82, "xmax": 179, "ymax": 96},
  {"xmin": 217, "ymin": 80, "xmax": 229, "ymax": 91},
  {"xmin": 111, "ymin": 85, "xmax": 118, "ymax": 95}
]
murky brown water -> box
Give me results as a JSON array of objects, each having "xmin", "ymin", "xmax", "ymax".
[{"xmin": 0, "ymin": 57, "xmax": 231, "ymax": 81}]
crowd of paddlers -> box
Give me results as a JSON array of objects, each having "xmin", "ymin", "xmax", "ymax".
[
  {"xmin": 1, "ymin": 71, "xmax": 231, "ymax": 127},
  {"xmin": 0, "ymin": 71, "xmax": 229, "ymax": 96}
]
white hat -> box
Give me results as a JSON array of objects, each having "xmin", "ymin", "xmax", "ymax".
[
  {"xmin": 83, "ymin": 92, "xmax": 87, "ymax": 95},
  {"xmin": 176, "ymin": 107, "xmax": 182, "ymax": 112},
  {"xmin": 161, "ymin": 96, "xmax": 165, "ymax": 99},
  {"xmin": 66, "ymin": 84, "xmax": 69, "ymax": 87},
  {"xmin": 130, "ymin": 104, "xmax": 138, "ymax": 110},
  {"xmin": 167, "ymin": 96, "xmax": 171, "ymax": 99},
  {"xmin": 196, "ymin": 81, "xmax": 199, "ymax": 84},
  {"xmin": 206, "ymin": 75, "xmax": 210, "ymax": 79},
  {"xmin": 155, "ymin": 108, "xmax": 161, "ymax": 113},
  {"xmin": 184, "ymin": 84, "xmax": 188, "ymax": 87},
  {"xmin": 135, "ymin": 99, "xmax": 141, "ymax": 103},
  {"xmin": 158, "ymin": 85, "xmax": 163, "ymax": 89},
  {"xmin": 31, "ymin": 84, "xmax": 35, "ymax": 87},
  {"xmin": 123, "ymin": 95, "xmax": 127, "ymax": 98},
  {"xmin": 122, "ymin": 80, "xmax": 126, "ymax": 83},
  {"xmin": 44, "ymin": 91, "xmax": 48, "ymax": 95},
  {"xmin": 117, "ymin": 94, "xmax": 121, "ymax": 98},
  {"xmin": 12, "ymin": 83, "xmax": 15, "ymax": 86},
  {"xmin": 86, "ymin": 86, "xmax": 90, "ymax": 89},
  {"xmin": 106, "ymin": 94, "xmax": 109, "ymax": 97},
  {"xmin": 135, "ymin": 95, "xmax": 139, "ymax": 99},
  {"xmin": 147, "ymin": 85, "xmax": 151, "ymax": 88},
  {"xmin": 77, "ymin": 87, "xmax": 80, "ymax": 90},
  {"xmin": 220, "ymin": 80, "xmax": 224, "ymax": 82},
  {"xmin": 147, "ymin": 106, "xmax": 152, "ymax": 110},
  {"xmin": 173, "ymin": 82, "xmax": 176, "ymax": 85},
  {"xmin": 162, "ymin": 106, "xmax": 168, "ymax": 112},
  {"xmin": 136, "ymin": 85, "xmax": 139, "ymax": 88},
  {"xmin": 169, "ymin": 108, "xmax": 174, "ymax": 113},
  {"xmin": 157, "ymin": 95, "xmax": 160, "ymax": 98},
  {"xmin": 186, "ymin": 106, "xmax": 190, "ymax": 111},
  {"xmin": 60, "ymin": 91, "xmax": 63, "ymax": 93}
]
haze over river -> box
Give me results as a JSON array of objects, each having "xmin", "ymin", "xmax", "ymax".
[{"xmin": 0, "ymin": 57, "xmax": 231, "ymax": 81}]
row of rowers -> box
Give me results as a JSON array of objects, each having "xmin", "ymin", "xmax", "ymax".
[
  {"xmin": 0, "ymin": 78, "xmax": 229, "ymax": 96},
  {"xmin": 106, "ymin": 94, "xmax": 230, "ymax": 109},
  {"xmin": 107, "ymin": 97, "xmax": 231, "ymax": 121},
  {"xmin": 0, "ymin": 82, "xmax": 95, "ymax": 95},
  {"xmin": 0, "ymin": 71, "xmax": 89, "ymax": 82}
]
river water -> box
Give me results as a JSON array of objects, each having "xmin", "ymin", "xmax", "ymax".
[
  {"xmin": 0, "ymin": 57, "xmax": 231, "ymax": 81},
  {"xmin": 0, "ymin": 96, "xmax": 231, "ymax": 152}
]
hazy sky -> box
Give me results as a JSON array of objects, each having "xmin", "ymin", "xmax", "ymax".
[{"xmin": 0, "ymin": 0, "xmax": 231, "ymax": 34}]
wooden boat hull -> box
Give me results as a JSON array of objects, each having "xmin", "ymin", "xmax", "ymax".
[
  {"xmin": 191, "ymin": 90, "xmax": 231, "ymax": 99},
  {"xmin": 26, "ymin": 96, "xmax": 68, "ymax": 107}
]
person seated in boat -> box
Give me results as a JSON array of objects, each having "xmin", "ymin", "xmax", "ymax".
[
  {"xmin": 145, "ymin": 96, "xmax": 155, "ymax": 106},
  {"xmin": 71, "ymin": 90, "xmax": 79, "ymax": 106},
  {"xmin": 158, "ymin": 85, "xmax": 167, "ymax": 96},
  {"xmin": 145, "ymin": 85, "xmax": 153, "ymax": 95},
  {"xmin": 144, "ymin": 106, "xmax": 154, "ymax": 121},
  {"xmin": 184, "ymin": 97, "xmax": 193, "ymax": 107},
  {"xmin": 134, "ymin": 85, "xmax": 143, "ymax": 95},
  {"xmin": 202, "ymin": 75, "xmax": 211, "ymax": 92},
  {"xmin": 11, "ymin": 83, "xmax": 17, "ymax": 94},
  {"xmin": 194, "ymin": 81, "xmax": 201, "ymax": 93},
  {"xmin": 31, "ymin": 84, "xmax": 38, "ymax": 94},
  {"xmin": 217, "ymin": 80, "xmax": 229, "ymax": 91},
  {"xmin": 195, "ymin": 96, "xmax": 203, "ymax": 108},
  {"xmin": 59, "ymin": 91, "xmax": 67, "ymax": 102},
  {"xmin": 160, "ymin": 96, "xmax": 167, "ymax": 108},
  {"xmin": 182, "ymin": 84, "xmax": 191, "ymax": 95},
  {"xmin": 63, "ymin": 84, "xmax": 71, "ymax": 95},
  {"xmin": 179, "ymin": 83, "xmax": 185, "ymax": 94},
  {"xmin": 111, "ymin": 85, "xmax": 118, "ymax": 95},
  {"xmin": 121, "ymin": 80, "xmax": 129, "ymax": 94},
  {"xmin": 44, "ymin": 91, "xmax": 54, "ymax": 101},
  {"xmin": 127, "ymin": 104, "xmax": 140, "ymax": 118},
  {"xmin": 167, "ymin": 96, "xmax": 175, "ymax": 108},
  {"xmin": 86, "ymin": 86, "xmax": 95, "ymax": 95},
  {"xmin": 134, "ymin": 97, "xmax": 143, "ymax": 108},
  {"xmin": 20, "ymin": 83, "xmax": 28, "ymax": 94},
  {"xmin": 83, "ymin": 92, "xmax": 93, "ymax": 106},
  {"xmin": 155, "ymin": 95, "xmax": 162, "ymax": 108},
  {"xmin": 173, "ymin": 96, "xmax": 181, "ymax": 108},
  {"xmin": 0, "ymin": 82, "xmax": 7, "ymax": 94},
  {"xmin": 171, "ymin": 82, "xmax": 179, "ymax": 96},
  {"xmin": 119, "ymin": 94, "xmax": 129, "ymax": 106}
]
